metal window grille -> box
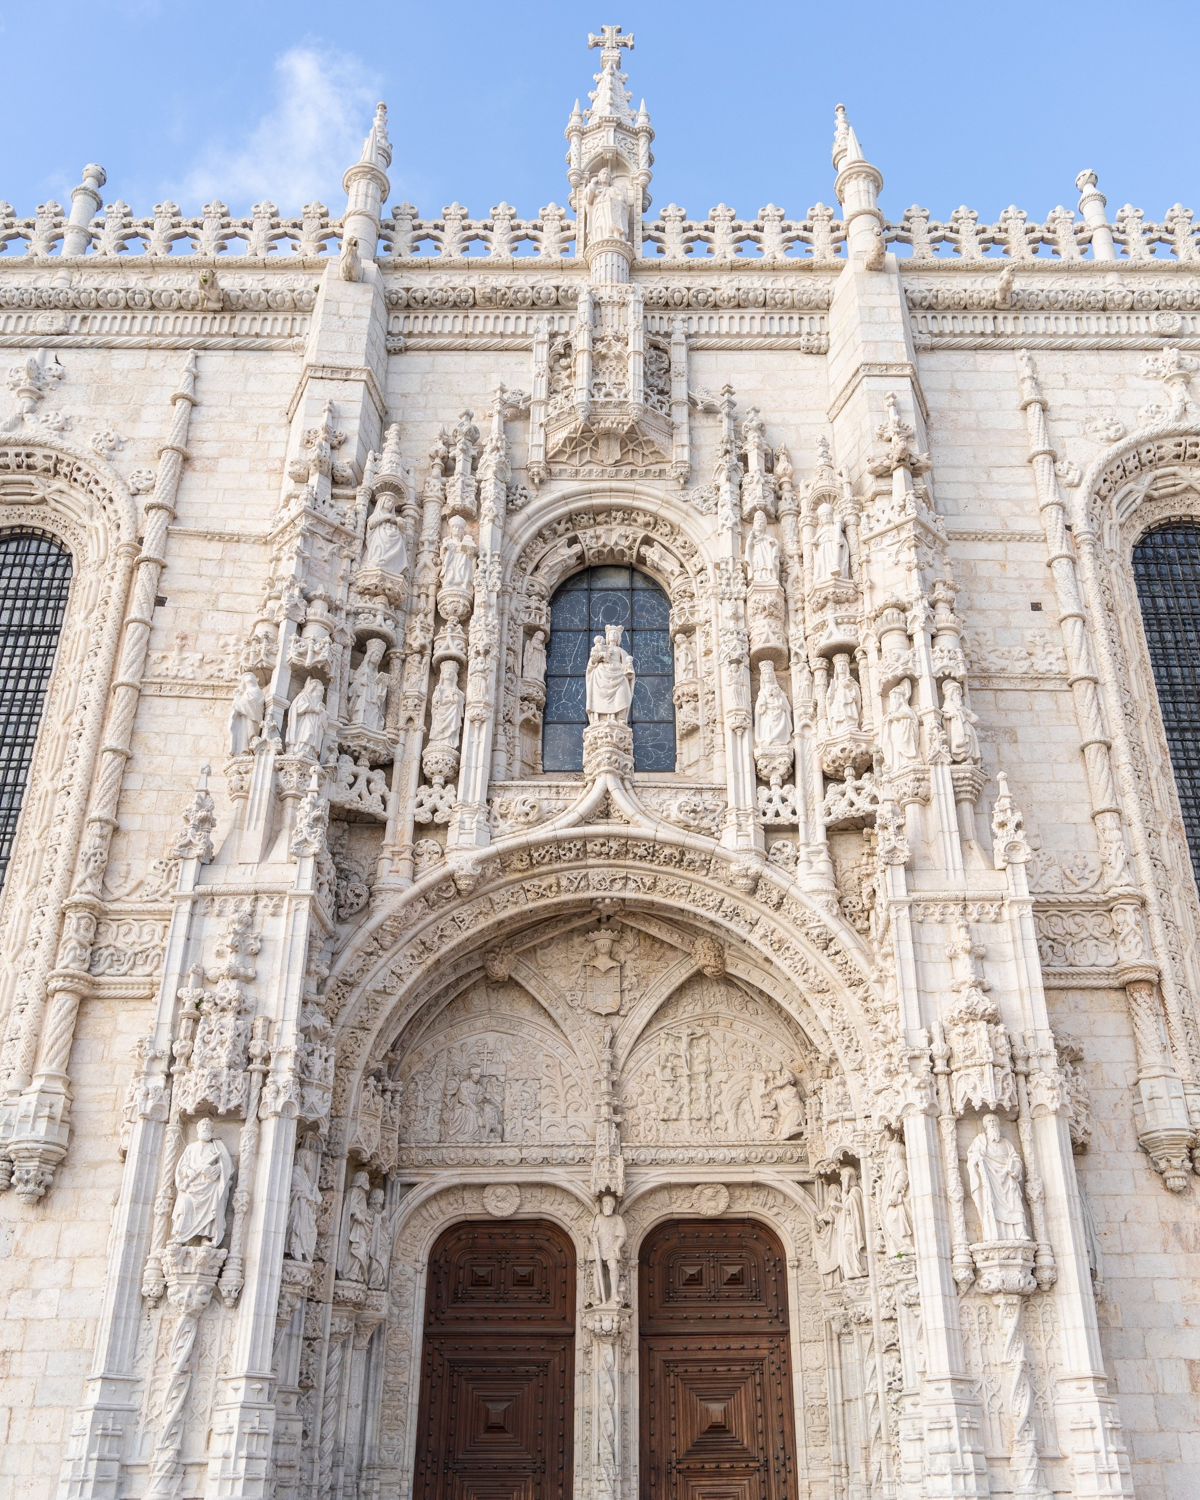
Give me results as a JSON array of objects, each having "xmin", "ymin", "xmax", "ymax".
[
  {"xmin": 542, "ymin": 565, "xmax": 676, "ymax": 773},
  {"xmin": 0, "ymin": 531, "xmax": 73, "ymax": 889},
  {"xmin": 1132, "ymin": 522, "xmax": 1200, "ymax": 891}
]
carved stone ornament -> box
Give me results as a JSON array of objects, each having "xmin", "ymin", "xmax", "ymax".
[{"xmin": 482, "ymin": 1183, "xmax": 522, "ymax": 1217}]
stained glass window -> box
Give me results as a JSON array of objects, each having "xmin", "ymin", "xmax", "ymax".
[
  {"xmin": 542, "ymin": 566, "xmax": 675, "ymax": 773},
  {"xmin": 0, "ymin": 531, "xmax": 73, "ymax": 889},
  {"xmin": 1133, "ymin": 521, "xmax": 1200, "ymax": 890}
]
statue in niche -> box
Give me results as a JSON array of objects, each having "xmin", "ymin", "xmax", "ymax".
[
  {"xmin": 229, "ymin": 671, "xmax": 265, "ymax": 755},
  {"xmin": 440, "ymin": 515, "xmax": 477, "ymax": 592},
  {"xmin": 363, "ymin": 492, "xmax": 408, "ymax": 574},
  {"xmin": 586, "ymin": 625, "xmax": 635, "ymax": 724},
  {"xmin": 340, "ymin": 1169, "xmax": 373, "ymax": 1283},
  {"xmin": 941, "ymin": 679, "xmax": 980, "ymax": 763},
  {"xmin": 838, "ymin": 1165, "xmax": 868, "ymax": 1279},
  {"xmin": 286, "ymin": 677, "xmax": 326, "ymax": 758},
  {"xmin": 813, "ymin": 502, "xmax": 849, "ymax": 583},
  {"xmin": 675, "ymin": 633, "xmax": 696, "ymax": 682},
  {"xmin": 813, "ymin": 1182, "xmax": 842, "ymax": 1283},
  {"xmin": 590, "ymin": 1193, "xmax": 627, "ymax": 1307},
  {"xmin": 753, "ymin": 661, "xmax": 793, "ymax": 750},
  {"xmin": 583, "ymin": 167, "xmax": 631, "ymax": 242},
  {"xmin": 169, "ymin": 1119, "xmax": 233, "ymax": 1247},
  {"xmin": 442, "ymin": 1063, "xmax": 504, "ymax": 1143},
  {"xmin": 427, "ymin": 660, "xmax": 465, "ymax": 748},
  {"xmin": 367, "ymin": 1185, "xmax": 389, "ymax": 1290},
  {"xmin": 881, "ymin": 678, "xmax": 920, "ymax": 772},
  {"xmin": 825, "ymin": 653, "xmax": 862, "ymax": 736},
  {"xmin": 286, "ymin": 1134, "xmax": 322, "ymax": 1264},
  {"xmin": 744, "ymin": 510, "xmax": 782, "ymax": 585},
  {"xmin": 522, "ymin": 628, "xmax": 547, "ymax": 685},
  {"xmin": 348, "ymin": 639, "xmax": 388, "ymax": 734},
  {"xmin": 881, "ymin": 1138, "xmax": 914, "ymax": 1256},
  {"xmin": 967, "ymin": 1113, "xmax": 1030, "ymax": 1242},
  {"xmin": 766, "ymin": 1068, "xmax": 805, "ymax": 1139}
]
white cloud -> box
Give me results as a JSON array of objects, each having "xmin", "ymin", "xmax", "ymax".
[{"xmin": 174, "ymin": 46, "xmax": 381, "ymax": 212}]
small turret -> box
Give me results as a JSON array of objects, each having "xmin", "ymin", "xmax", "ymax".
[
  {"xmin": 830, "ymin": 104, "xmax": 885, "ymax": 265},
  {"xmin": 341, "ymin": 102, "xmax": 392, "ymax": 263}
]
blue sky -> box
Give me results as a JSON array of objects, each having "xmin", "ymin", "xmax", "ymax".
[{"xmin": 2, "ymin": 0, "xmax": 1197, "ymax": 228}]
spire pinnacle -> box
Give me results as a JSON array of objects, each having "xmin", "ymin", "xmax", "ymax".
[
  {"xmin": 586, "ymin": 24, "xmax": 635, "ymax": 123},
  {"xmin": 359, "ymin": 103, "xmax": 392, "ymax": 170},
  {"xmin": 831, "ymin": 103, "xmax": 865, "ymax": 171}
]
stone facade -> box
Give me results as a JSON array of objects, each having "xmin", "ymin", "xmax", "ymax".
[{"xmin": 1, "ymin": 25, "xmax": 1199, "ymax": 1500}]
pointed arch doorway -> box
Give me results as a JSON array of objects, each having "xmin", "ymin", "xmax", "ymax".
[
  {"xmin": 640, "ymin": 1218, "xmax": 797, "ymax": 1500},
  {"xmin": 414, "ymin": 1218, "xmax": 576, "ymax": 1500}
]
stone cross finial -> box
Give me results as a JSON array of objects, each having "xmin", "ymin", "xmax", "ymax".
[{"xmin": 588, "ymin": 24, "xmax": 634, "ymax": 53}]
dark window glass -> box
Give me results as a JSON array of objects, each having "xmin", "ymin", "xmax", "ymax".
[
  {"xmin": 543, "ymin": 566, "xmax": 676, "ymax": 772},
  {"xmin": 0, "ymin": 531, "xmax": 73, "ymax": 889},
  {"xmin": 1133, "ymin": 522, "xmax": 1200, "ymax": 891}
]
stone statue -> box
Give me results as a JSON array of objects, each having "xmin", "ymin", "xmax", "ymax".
[
  {"xmin": 586, "ymin": 625, "xmax": 635, "ymax": 724},
  {"xmin": 229, "ymin": 671, "xmax": 264, "ymax": 755},
  {"xmin": 286, "ymin": 1134, "xmax": 322, "ymax": 1264},
  {"xmin": 169, "ymin": 1118, "xmax": 233, "ymax": 1247},
  {"xmin": 768, "ymin": 1069, "xmax": 805, "ymax": 1139},
  {"xmin": 967, "ymin": 1113, "xmax": 1030, "ymax": 1242},
  {"xmin": 427, "ymin": 660, "xmax": 465, "ymax": 748},
  {"xmin": 285, "ymin": 677, "xmax": 326, "ymax": 758},
  {"xmin": 825, "ymin": 653, "xmax": 861, "ymax": 736},
  {"xmin": 941, "ymin": 679, "xmax": 980, "ymax": 763},
  {"xmin": 675, "ymin": 633, "xmax": 696, "ymax": 682},
  {"xmin": 367, "ymin": 1186, "xmax": 389, "ymax": 1290},
  {"xmin": 814, "ymin": 1184, "xmax": 842, "ymax": 1282},
  {"xmin": 838, "ymin": 1166, "xmax": 868, "ymax": 1279},
  {"xmin": 583, "ymin": 167, "xmax": 630, "ymax": 242},
  {"xmin": 881, "ymin": 1139, "xmax": 914, "ymax": 1256},
  {"xmin": 753, "ymin": 661, "xmax": 793, "ymax": 750},
  {"xmin": 440, "ymin": 515, "xmax": 477, "ymax": 592},
  {"xmin": 881, "ymin": 678, "xmax": 920, "ymax": 771},
  {"xmin": 348, "ymin": 639, "xmax": 388, "ymax": 734},
  {"xmin": 340, "ymin": 1169, "xmax": 372, "ymax": 1283},
  {"xmin": 813, "ymin": 502, "xmax": 849, "ymax": 583},
  {"xmin": 442, "ymin": 1064, "xmax": 503, "ymax": 1143},
  {"xmin": 591, "ymin": 1192, "xmax": 627, "ymax": 1306},
  {"xmin": 744, "ymin": 510, "xmax": 781, "ymax": 585},
  {"xmin": 363, "ymin": 493, "xmax": 408, "ymax": 574},
  {"xmin": 522, "ymin": 628, "xmax": 547, "ymax": 684}
]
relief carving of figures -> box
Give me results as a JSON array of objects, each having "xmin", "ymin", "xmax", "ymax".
[
  {"xmin": 348, "ymin": 639, "xmax": 388, "ymax": 734},
  {"xmin": 583, "ymin": 167, "xmax": 630, "ymax": 242},
  {"xmin": 440, "ymin": 515, "xmax": 477, "ymax": 592},
  {"xmin": 967, "ymin": 1114, "xmax": 1030, "ymax": 1242},
  {"xmin": 586, "ymin": 625, "xmax": 635, "ymax": 724},
  {"xmin": 753, "ymin": 662, "xmax": 793, "ymax": 751},
  {"xmin": 228, "ymin": 671, "xmax": 265, "ymax": 755},
  {"xmin": 427, "ymin": 661, "xmax": 465, "ymax": 749},
  {"xmin": 169, "ymin": 1120, "xmax": 233, "ymax": 1247},
  {"xmin": 591, "ymin": 1193, "xmax": 627, "ymax": 1307},
  {"xmin": 442, "ymin": 1063, "xmax": 504, "ymax": 1143},
  {"xmin": 340, "ymin": 1169, "xmax": 372, "ymax": 1282},
  {"xmin": 941, "ymin": 679, "xmax": 980, "ymax": 763},
  {"xmin": 825, "ymin": 653, "xmax": 862, "ymax": 736},
  {"xmin": 286, "ymin": 1134, "xmax": 322, "ymax": 1264},
  {"xmin": 880, "ymin": 1139, "xmax": 914, "ymax": 1256},
  {"xmin": 813, "ymin": 502, "xmax": 849, "ymax": 583},
  {"xmin": 744, "ymin": 510, "xmax": 781, "ymax": 585},
  {"xmin": 286, "ymin": 676, "xmax": 327, "ymax": 758},
  {"xmin": 363, "ymin": 493, "xmax": 408, "ymax": 575},
  {"xmin": 881, "ymin": 679, "xmax": 920, "ymax": 772}
]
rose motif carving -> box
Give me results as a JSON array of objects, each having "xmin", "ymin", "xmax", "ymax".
[
  {"xmin": 691, "ymin": 1183, "xmax": 730, "ymax": 1217},
  {"xmin": 482, "ymin": 1184, "xmax": 522, "ymax": 1218}
]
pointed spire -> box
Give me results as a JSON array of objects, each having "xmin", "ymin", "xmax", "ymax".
[
  {"xmin": 360, "ymin": 102, "xmax": 392, "ymax": 170},
  {"xmin": 586, "ymin": 24, "xmax": 635, "ymax": 123},
  {"xmin": 378, "ymin": 421, "xmax": 403, "ymax": 476},
  {"xmin": 342, "ymin": 101, "xmax": 392, "ymax": 262},
  {"xmin": 830, "ymin": 103, "xmax": 884, "ymax": 262},
  {"xmin": 831, "ymin": 104, "xmax": 865, "ymax": 171}
]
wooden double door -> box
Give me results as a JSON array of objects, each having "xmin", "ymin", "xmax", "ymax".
[{"xmin": 640, "ymin": 1218, "xmax": 797, "ymax": 1500}]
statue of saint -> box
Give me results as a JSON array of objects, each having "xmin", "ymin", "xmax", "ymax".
[
  {"xmin": 440, "ymin": 516, "xmax": 477, "ymax": 593},
  {"xmin": 825, "ymin": 653, "xmax": 861, "ymax": 736},
  {"xmin": 881, "ymin": 678, "xmax": 920, "ymax": 771},
  {"xmin": 583, "ymin": 168, "xmax": 630, "ymax": 242},
  {"xmin": 941, "ymin": 679, "xmax": 980, "ymax": 763},
  {"xmin": 813, "ymin": 502, "xmax": 849, "ymax": 583},
  {"xmin": 586, "ymin": 625, "xmax": 635, "ymax": 724},
  {"xmin": 591, "ymin": 1193, "xmax": 627, "ymax": 1306},
  {"xmin": 754, "ymin": 661, "xmax": 793, "ymax": 750},
  {"xmin": 838, "ymin": 1166, "xmax": 869, "ymax": 1279},
  {"xmin": 367, "ymin": 1186, "xmax": 389, "ymax": 1290},
  {"xmin": 442, "ymin": 1064, "xmax": 488, "ymax": 1142},
  {"xmin": 229, "ymin": 671, "xmax": 264, "ymax": 755},
  {"xmin": 522, "ymin": 628, "xmax": 547, "ymax": 685},
  {"xmin": 881, "ymin": 1139, "xmax": 914, "ymax": 1256},
  {"xmin": 286, "ymin": 677, "xmax": 326, "ymax": 758},
  {"xmin": 363, "ymin": 493, "xmax": 408, "ymax": 575},
  {"xmin": 427, "ymin": 660, "xmax": 465, "ymax": 749},
  {"xmin": 169, "ymin": 1118, "xmax": 233, "ymax": 1247},
  {"xmin": 340, "ymin": 1170, "xmax": 372, "ymax": 1283},
  {"xmin": 744, "ymin": 510, "xmax": 781, "ymax": 585},
  {"xmin": 967, "ymin": 1113, "xmax": 1030, "ymax": 1242},
  {"xmin": 814, "ymin": 1184, "xmax": 842, "ymax": 1283},
  {"xmin": 348, "ymin": 639, "xmax": 388, "ymax": 734},
  {"xmin": 286, "ymin": 1134, "xmax": 322, "ymax": 1264},
  {"xmin": 768, "ymin": 1069, "xmax": 805, "ymax": 1140}
]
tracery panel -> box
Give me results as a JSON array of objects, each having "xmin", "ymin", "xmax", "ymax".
[{"xmin": 0, "ymin": 530, "xmax": 73, "ymax": 888}]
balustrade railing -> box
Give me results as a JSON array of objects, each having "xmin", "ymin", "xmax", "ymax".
[{"xmin": 883, "ymin": 203, "xmax": 1200, "ymax": 263}]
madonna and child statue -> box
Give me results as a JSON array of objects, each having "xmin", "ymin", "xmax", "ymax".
[{"xmin": 586, "ymin": 625, "xmax": 635, "ymax": 724}]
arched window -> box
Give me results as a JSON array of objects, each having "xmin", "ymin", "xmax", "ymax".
[
  {"xmin": 1133, "ymin": 521, "xmax": 1200, "ymax": 887},
  {"xmin": 543, "ymin": 565, "xmax": 675, "ymax": 773},
  {"xmin": 0, "ymin": 531, "xmax": 73, "ymax": 888}
]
